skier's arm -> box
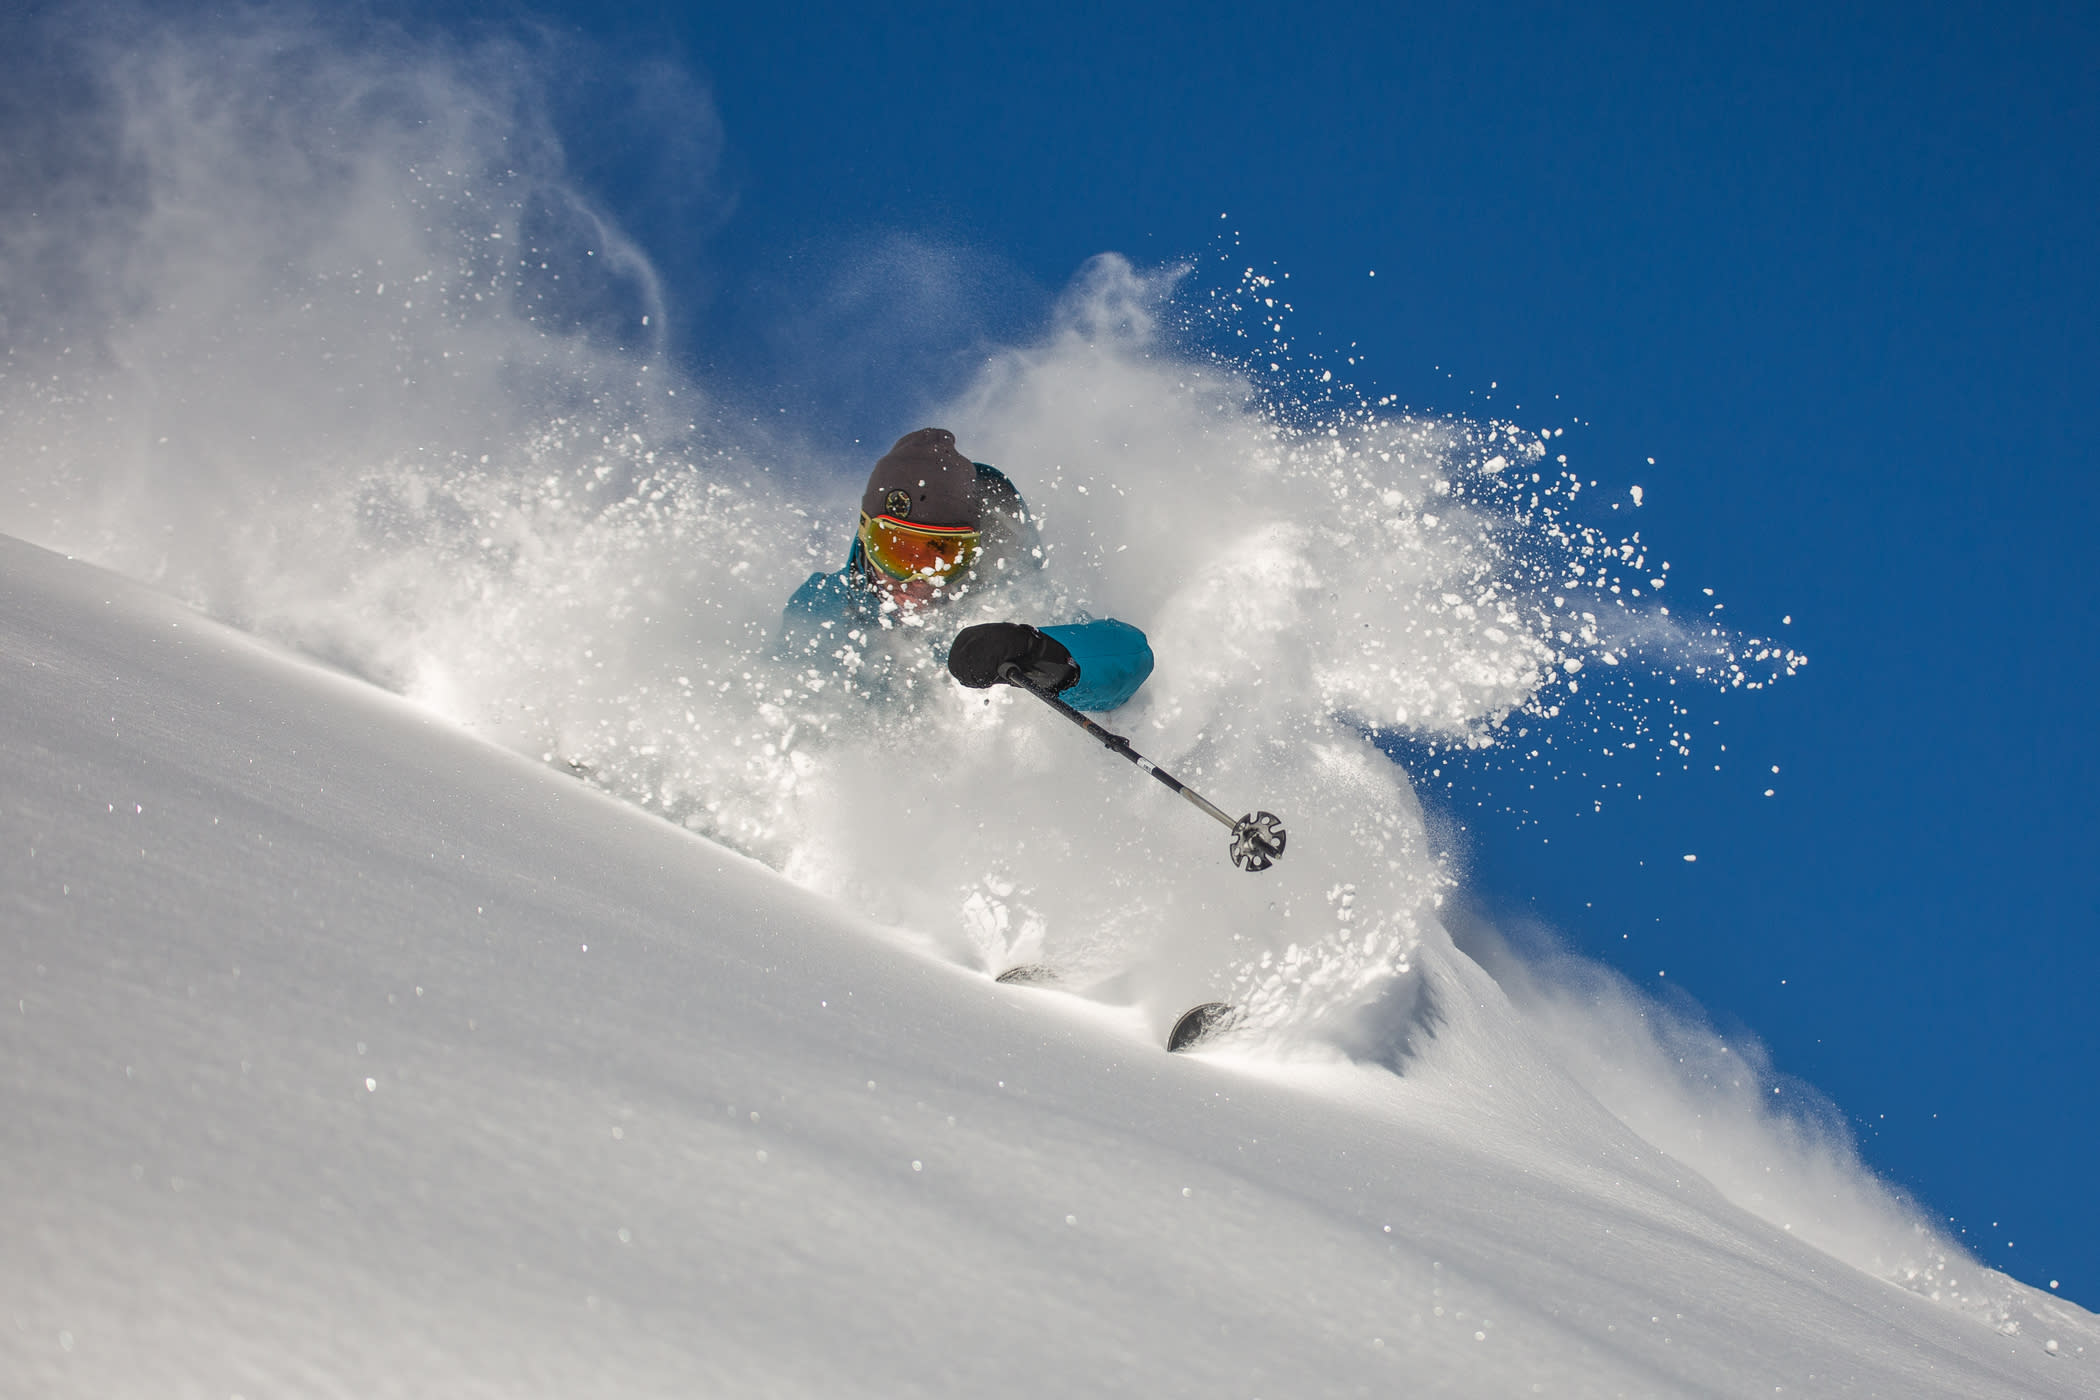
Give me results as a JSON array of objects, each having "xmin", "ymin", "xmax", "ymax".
[
  {"xmin": 1039, "ymin": 619, "xmax": 1152, "ymax": 711},
  {"xmin": 948, "ymin": 619, "xmax": 1154, "ymax": 712},
  {"xmin": 780, "ymin": 567, "xmax": 861, "ymax": 659}
]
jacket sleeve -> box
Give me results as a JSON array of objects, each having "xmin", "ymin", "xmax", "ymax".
[{"xmin": 1039, "ymin": 619, "xmax": 1154, "ymax": 711}]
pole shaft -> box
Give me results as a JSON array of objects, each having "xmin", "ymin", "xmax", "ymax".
[{"xmin": 999, "ymin": 666, "xmax": 1239, "ymax": 833}]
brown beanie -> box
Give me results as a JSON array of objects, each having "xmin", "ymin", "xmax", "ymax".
[{"xmin": 861, "ymin": 428, "xmax": 981, "ymax": 527}]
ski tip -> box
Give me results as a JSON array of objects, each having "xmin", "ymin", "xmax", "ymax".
[
  {"xmin": 994, "ymin": 964, "xmax": 1061, "ymax": 986},
  {"xmin": 1167, "ymin": 1002, "xmax": 1241, "ymax": 1053}
]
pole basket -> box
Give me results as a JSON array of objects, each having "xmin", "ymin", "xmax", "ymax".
[{"xmin": 1230, "ymin": 811, "xmax": 1287, "ymax": 872}]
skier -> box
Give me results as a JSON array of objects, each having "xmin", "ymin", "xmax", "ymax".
[
  {"xmin": 781, "ymin": 427, "xmax": 1154, "ymax": 710},
  {"xmin": 780, "ymin": 429, "xmax": 1269, "ymax": 1050}
]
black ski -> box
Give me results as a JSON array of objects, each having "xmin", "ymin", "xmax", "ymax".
[
  {"xmin": 1167, "ymin": 1002, "xmax": 1242, "ymax": 1052},
  {"xmin": 997, "ymin": 968, "xmax": 1240, "ymax": 1052}
]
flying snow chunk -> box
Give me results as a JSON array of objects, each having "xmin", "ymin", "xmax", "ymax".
[
  {"xmin": 1682, "ymin": 854, "xmax": 1698, "ymax": 863},
  {"xmin": 1630, "ymin": 485, "xmax": 1644, "ymax": 506},
  {"xmin": 1484, "ymin": 454, "xmax": 1508, "ymax": 474}
]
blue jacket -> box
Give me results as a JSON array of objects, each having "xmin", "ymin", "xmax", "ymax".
[{"xmin": 780, "ymin": 464, "xmax": 1154, "ymax": 712}]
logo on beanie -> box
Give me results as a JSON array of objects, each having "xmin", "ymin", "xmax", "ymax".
[{"xmin": 884, "ymin": 489, "xmax": 913, "ymax": 518}]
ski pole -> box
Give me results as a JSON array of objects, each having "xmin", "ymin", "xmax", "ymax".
[{"xmin": 996, "ymin": 662, "xmax": 1287, "ymax": 872}]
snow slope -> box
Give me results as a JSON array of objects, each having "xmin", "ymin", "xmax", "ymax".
[{"xmin": 5, "ymin": 541, "xmax": 2094, "ymax": 1399}]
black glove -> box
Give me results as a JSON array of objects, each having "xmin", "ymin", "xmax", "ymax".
[{"xmin": 948, "ymin": 622, "xmax": 1079, "ymax": 694}]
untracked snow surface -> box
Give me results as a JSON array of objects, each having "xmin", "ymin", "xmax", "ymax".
[{"xmin": 5, "ymin": 542, "xmax": 2095, "ymax": 1399}]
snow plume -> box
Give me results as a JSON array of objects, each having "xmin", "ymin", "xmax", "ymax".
[
  {"xmin": 0, "ymin": 0, "xmax": 713, "ymax": 661},
  {"xmin": 0, "ymin": 7, "xmax": 1999, "ymax": 1320},
  {"xmin": 1448, "ymin": 912, "xmax": 2060, "ymax": 1331}
]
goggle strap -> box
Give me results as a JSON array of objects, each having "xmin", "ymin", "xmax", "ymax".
[{"xmin": 864, "ymin": 513, "xmax": 980, "ymax": 538}]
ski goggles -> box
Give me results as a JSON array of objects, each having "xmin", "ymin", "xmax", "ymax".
[{"xmin": 858, "ymin": 512, "xmax": 982, "ymax": 583}]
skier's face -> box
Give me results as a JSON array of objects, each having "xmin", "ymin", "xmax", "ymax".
[
  {"xmin": 867, "ymin": 566, "xmax": 975, "ymax": 611},
  {"xmin": 859, "ymin": 512, "xmax": 981, "ymax": 607}
]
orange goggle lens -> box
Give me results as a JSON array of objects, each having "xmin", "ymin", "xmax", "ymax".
[{"xmin": 859, "ymin": 513, "xmax": 982, "ymax": 582}]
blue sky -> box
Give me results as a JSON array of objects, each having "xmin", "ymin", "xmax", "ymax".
[{"xmin": 293, "ymin": 0, "xmax": 2100, "ymax": 1298}]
